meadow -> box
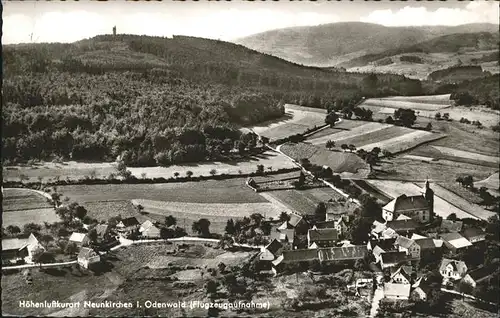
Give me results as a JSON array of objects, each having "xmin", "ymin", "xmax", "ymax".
[
  {"xmin": 2, "ymin": 151, "xmax": 295, "ymax": 182},
  {"xmin": 360, "ymin": 98, "xmax": 451, "ymax": 111},
  {"xmin": 2, "ymin": 188, "xmax": 58, "ymax": 227}
]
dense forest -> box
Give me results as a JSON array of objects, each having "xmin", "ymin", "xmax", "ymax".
[
  {"xmin": 3, "ymin": 34, "xmax": 424, "ymax": 166},
  {"xmin": 427, "ymin": 65, "xmax": 490, "ymax": 82}
]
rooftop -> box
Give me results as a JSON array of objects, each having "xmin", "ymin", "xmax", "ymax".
[
  {"xmin": 461, "ymin": 227, "xmax": 485, "ymax": 239},
  {"xmin": 78, "ymin": 247, "xmax": 99, "ymax": 259},
  {"xmin": 119, "ymin": 217, "xmax": 140, "ymax": 227},
  {"xmin": 308, "ymin": 228, "xmax": 339, "ymax": 241},
  {"xmin": 440, "ymin": 232, "xmax": 472, "ymax": 249},
  {"xmin": 393, "ymin": 194, "xmax": 429, "ymax": 212},
  {"xmin": 395, "ymin": 236, "xmax": 416, "ymax": 249},
  {"xmin": 440, "ymin": 219, "xmax": 463, "ymax": 232},
  {"xmin": 317, "ymin": 245, "xmax": 367, "ymax": 262},
  {"xmin": 279, "ymin": 249, "xmax": 318, "ymax": 264},
  {"xmin": 384, "ymin": 283, "xmax": 411, "ymax": 297},
  {"xmin": 69, "ymin": 232, "xmax": 88, "ymax": 243},
  {"xmin": 387, "ymin": 219, "xmax": 419, "ymax": 232},
  {"xmin": 439, "ymin": 258, "xmax": 467, "ymax": 276},
  {"xmin": 381, "ymin": 251, "xmax": 409, "ymax": 265}
]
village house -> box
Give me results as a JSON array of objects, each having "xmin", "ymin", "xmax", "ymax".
[
  {"xmin": 317, "ymin": 245, "xmax": 367, "ymax": 263},
  {"xmin": 95, "ymin": 224, "xmax": 111, "ymax": 242},
  {"xmin": 69, "ymin": 232, "xmax": 91, "ymax": 247},
  {"xmin": 384, "ymin": 283, "xmax": 411, "ymax": 300},
  {"xmin": 439, "ymin": 232, "xmax": 472, "ymax": 252},
  {"xmin": 381, "ymin": 181, "xmax": 434, "ymax": 223},
  {"xmin": 270, "ymin": 226, "xmax": 295, "ymax": 246},
  {"xmin": 440, "ymin": 219, "xmax": 463, "ymax": 233},
  {"xmin": 281, "ymin": 213, "xmax": 309, "ymax": 234},
  {"xmin": 389, "ymin": 265, "xmax": 413, "ymax": 284},
  {"xmin": 368, "ymin": 238, "xmax": 397, "ymax": 263},
  {"xmin": 116, "ymin": 217, "xmax": 140, "ymax": 236},
  {"xmin": 2, "ymin": 233, "xmax": 44, "ymax": 264},
  {"xmin": 461, "ymin": 227, "xmax": 486, "ymax": 244},
  {"xmin": 370, "ymin": 220, "xmax": 388, "ymax": 239},
  {"xmin": 77, "ymin": 247, "xmax": 101, "ymax": 269},
  {"xmin": 139, "ymin": 220, "xmax": 161, "ymax": 238},
  {"xmin": 463, "ymin": 265, "xmax": 498, "ymax": 288},
  {"xmin": 259, "ymin": 239, "xmax": 283, "ymax": 262},
  {"xmin": 395, "ymin": 236, "xmax": 421, "ymax": 259},
  {"xmin": 380, "ymin": 251, "xmax": 411, "ymax": 269},
  {"xmin": 386, "ymin": 219, "xmax": 419, "ymax": 237},
  {"xmin": 414, "ymin": 237, "xmax": 443, "ymax": 252},
  {"xmin": 307, "ymin": 228, "xmax": 339, "ymax": 248},
  {"xmin": 411, "ymin": 285, "xmax": 430, "ymax": 302},
  {"xmin": 439, "ymin": 258, "xmax": 468, "ymax": 282},
  {"xmin": 271, "ymin": 249, "xmax": 318, "ymax": 272}
]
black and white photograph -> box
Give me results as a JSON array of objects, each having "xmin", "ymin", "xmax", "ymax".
[{"xmin": 2, "ymin": 0, "xmax": 500, "ymax": 316}]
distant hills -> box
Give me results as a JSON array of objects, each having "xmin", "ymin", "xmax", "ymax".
[{"xmin": 235, "ymin": 22, "xmax": 499, "ymax": 69}]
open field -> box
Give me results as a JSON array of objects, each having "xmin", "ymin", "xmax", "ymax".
[
  {"xmin": 2, "ymin": 188, "xmax": 52, "ymax": 211},
  {"xmin": 415, "ymin": 182, "xmax": 496, "ymax": 221},
  {"xmin": 431, "ymin": 146, "xmax": 499, "ymax": 164},
  {"xmin": 83, "ymin": 200, "xmax": 161, "ymax": 224},
  {"xmin": 2, "ymin": 151, "xmax": 295, "ymax": 182},
  {"xmin": 262, "ymin": 187, "xmax": 355, "ymax": 216},
  {"xmin": 306, "ymin": 122, "xmax": 392, "ymax": 145},
  {"xmin": 2, "ymin": 188, "xmax": 58, "ymax": 227},
  {"xmin": 360, "ymin": 98, "xmax": 451, "ymax": 111},
  {"xmin": 366, "ymin": 179, "xmax": 483, "ymax": 220},
  {"xmin": 411, "ymin": 145, "xmax": 499, "ymax": 168},
  {"xmin": 278, "ymin": 143, "xmax": 370, "ymax": 178},
  {"xmin": 132, "ymin": 199, "xmax": 283, "ymax": 233},
  {"xmin": 244, "ymin": 104, "xmax": 326, "ymax": 140},
  {"xmin": 360, "ymin": 130, "xmax": 445, "ymax": 153},
  {"xmin": 2, "ymin": 208, "xmax": 60, "ymax": 227},
  {"xmin": 476, "ymin": 172, "xmax": 500, "ymax": 196},
  {"xmin": 57, "ymin": 178, "xmax": 268, "ymax": 204},
  {"xmin": 380, "ymin": 94, "xmax": 452, "ymax": 104}
]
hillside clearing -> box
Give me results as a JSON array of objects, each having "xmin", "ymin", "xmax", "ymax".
[
  {"xmin": 475, "ymin": 172, "xmax": 500, "ymax": 196},
  {"xmin": 2, "ymin": 188, "xmax": 52, "ymax": 211},
  {"xmin": 360, "ymin": 130, "xmax": 444, "ymax": 153},
  {"xmin": 366, "ymin": 180, "xmax": 476, "ymax": 219},
  {"xmin": 431, "ymin": 146, "xmax": 499, "ymax": 164},
  {"xmin": 360, "ymin": 98, "xmax": 451, "ymax": 111},
  {"xmin": 306, "ymin": 122, "xmax": 392, "ymax": 145},
  {"xmin": 244, "ymin": 104, "xmax": 326, "ymax": 140},
  {"xmin": 3, "ymin": 208, "xmax": 60, "ymax": 227},
  {"xmin": 278, "ymin": 143, "xmax": 370, "ymax": 178},
  {"xmin": 2, "ymin": 151, "xmax": 295, "ymax": 182}
]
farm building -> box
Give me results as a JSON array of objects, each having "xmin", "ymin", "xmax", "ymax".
[
  {"xmin": 395, "ymin": 236, "xmax": 420, "ymax": 259},
  {"xmin": 272, "ymin": 249, "xmax": 318, "ymax": 268},
  {"xmin": 414, "ymin": 238, "xmax": 443, "ymax": 251},
  {"xmin": 279, "ymin": 213, "xmax": 309, "ymax": 234},
  {"xmin": 116, "ymin": 217, "xmax": 140, "ymax": 235},
  {"xmin": 386, "ymin": 219, "xmax": 419, "ymax": 236},
  {"xmin": 384, "ymin": 283, "xmax": 411, "ymax": 300},
  {"xmin": 139, "ymin": 220, "xmax": 161, "ymax": 238},
  {"xmin": 270, "ymin": 227, "xmax": 295, "ymax": 245},
  {"xmin": 440, "ymin": 219, "xmax": 463, "ymax": 233},
  {"xmin": 2, "ymin": 233, "xmax": 44, "ymax": 264},
  {"xmin": 317, "ymin": 245, "xmax": 367, "ymax": 262},
  {"xmin": 77, "ymin": 247, "xmax": 101, "ymax": 269},
  {"xmin": 69, "ymin": 232, "xmax": 90, "ymax": 247},
  {"xmin": 439, "ymin": 232, "xmax": 472, "ymax": 251},
  {"xmin": 464, "ymin": 265, "xmax": 498, "ymax": 288},
  {"xmin": 95, "ymin": 224, "xmax": 111, "ymax": 241},
  {"xmin": 439, "ymin": 258, "xmax": 468, "ymax": 282},
  {"xmin": 382, "ymin": 181, "xmax": 434, "ymax": 223},
  {"xmin": 307, "ymin": 228, "xmax": 339, "ymax": 248},
  {"xmin": 380, "ymin": 251, "xmax": 412, "ymax": 269},
  {"xmin": 461, "ymin": 227, "xmax": 486, "ymax": 243},
  {"xmin": 368, "ymin": 238, "xmax": 397, "ymax": 263}
]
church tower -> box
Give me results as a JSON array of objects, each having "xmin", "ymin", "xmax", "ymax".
[
  {"xmin": 113, "ymin": 26, "xmax": 117, "ymax": 36},
  {"xmin": 424, "ymin": 180, "xmax": 434, "ymax": 221}
]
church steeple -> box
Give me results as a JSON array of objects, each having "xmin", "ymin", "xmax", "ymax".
[{"xmin": 424, "ymin": 179, "xmax": 434, "ymax": 221}]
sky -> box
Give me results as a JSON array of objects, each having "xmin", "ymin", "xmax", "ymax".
[{"xmin": 3, "ymin": 0, "xmax": 499, "ymax": 44}]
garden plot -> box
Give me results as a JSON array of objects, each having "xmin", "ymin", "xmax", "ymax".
[
  {"xmin": 360, "ymin": 97, "xmax": 451, "ymax": 111},
  {"xmin": 2, "ymin": 188, "xmax": 52, "ymax": 212},
  {"xmin": 245, "ymin": 104, "xmax": 326, "ymax": 140},
  {"xmin": 366, "ymin": 180, "xmax": 477, "ymax": 220},
  {"xmin": 431, "ymin": 146, "xmax": 499, "ymax": 164},
  {"xmin": 2, "ymin": 208, "xmax": 60, "ymax": 227},
  {"xmin": 306, "ymin": 122, "xmax": 392, "ymax": 145}
]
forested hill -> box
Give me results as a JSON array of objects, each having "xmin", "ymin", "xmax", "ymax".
[{"xmin": 3, "ymin": 34, "xmax": 422, "ymax": 166}]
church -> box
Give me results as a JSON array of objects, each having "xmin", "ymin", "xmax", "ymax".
[{"xmin": 381, "ymin": 181, "xmax": 435, "ymax": 224}]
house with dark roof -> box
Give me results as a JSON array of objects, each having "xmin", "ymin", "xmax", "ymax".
[
  {"xmin": 440, "ymin": 232, "xmax": 472, "ymax": 251},
  {"xmin": 386, "ymin": 219, "xmax": 419, "ymax": 235},
  {"xmin": 95, "ymin": 224, "xmax": 110, "ymax": 241},
  {"xmin": 116, "ymin": 217, "xmax": 140, "ymax": 235},
  {"xmin": 382, "ymin": 182, "xmax": 434, "ymax": 223},
  {"xmin": 270, "ymin": 226, "xmax": 295, "ymax": 245},
  {"xmin": 380, "ymin": 251, "xmax": 411, "ymax": 269},
  {"xmin": 415, "ymin": 238, "xmax": 443, "ymax": 251},
  {"xmin": 307, "ymin": 228, "xmax": 339, "ymax": 248},
  {"xmin": 395, "ymin": 236, "xmax": 420, "ymax": 259},
  {"xmin": 312, "ymin": 220, "xmax": 337, "ymax": 230},
  {"xmin": 259, "ymin": 239, "xmax": 283, "ymax": 262},
  {"xmin": 272, "ymin": 249, "xmax": 318, "ymax": 267},
  {"xmin": 464, "ymin": 265, "xmax": 498, "ymax": 288},
  {"xmin": 439, "ymin": 258, "xmax": 468, "ymax": 282},
  {"xmin": 368, "ymin": 238, "xmax": 397, "ymax": 263},
  {"xmin": 461, "ymin": 227, "xmax": 486, "ymax": 244},
  {"xmin": 77, "ymin": 247, "xmax": 101, "ymax": 269},
  {"xmin": 440, "ymin": 219, "xmax": 463, "ymax": 233},
  {"xmin": 317, "ymin": 246, "xmax": 367, "ymax": 262}
]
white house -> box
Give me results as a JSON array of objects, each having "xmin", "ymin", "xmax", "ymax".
[
  {"xmin": 384, "ymin": 283, "xmax": 411, "ymax": 300},
  {"xmin": 439, "ymin": 258, "xmax": 468, "ymax": 282},
  {"xmin": 139, "ymin": 220, "xmax": 161, "ymax": 238},
  {"xmin": 77, "ymin": 247, "xmax": 101, "ymax": 269},
  {"xmin": 395, "ymin": 236, "xmax": 421, "ymax": 259},
  {"xmin": 69, "ymin": 232, "xmax": 90, "ymax": 247},
  {"xmin": 2, "ymin": 233, "xmax": 45, "ymax": 264}
]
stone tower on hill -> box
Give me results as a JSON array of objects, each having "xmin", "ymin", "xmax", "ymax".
[{"xmin": 113, "ymin": 26, "xmax": 116, "ymax": 36}]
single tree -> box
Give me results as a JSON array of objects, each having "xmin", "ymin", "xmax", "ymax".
[
  {"xmin": 435, "ymin": 112, "xmax": 442, "ymax": 120},
  {"xmin": 173, "ymin": 172, "xmax": 180, "ymax": 178},
  {"xmin": 88, "ymin": 228, "xmax": 98, "ymax": 243},
  {"xmin": 209, "ymin": 169, "xmax": 217, "ymax": 176},
  {"xmin": 6, "ymin": 225, "xmax": 21, "ymax": 236},
  {"xmin": 385, "ymin": 116, "xmax": 394, "ymax": 124},
  {"xmin": 394, "ymin": 108, "xmax": 417, "ymax": 127},
  {"xmin": 341, "ymin": 144, "xmax": 348, "ymax": 152},
  {"xmin": 225, "ymin": 219, "xmax": 236, "ymax": 235},
  {"xmin": 256, "ymin": 164, "xmax": 265, "ymax": 175},
  {"xmin": 165, "ymin": 215, "xmax": 177, "ymax": 227},
  {"xmin": 40, "ymin": 234, "xmax": 54, "ymax": 247},
  {"xmin": 325, "ymin": 140, "xmax": 335, "ymax": 150},
  {"xmin": 279, "ymin": 212, "xmax": 290, "ymax": 223},
  {"xmin": 325, "ymin": 111, "xmax": 339, "ymax": 127},
  {"xmin": 192, "ymin": 218, "xmax": 211, "ymax": 238},
  {"xmin": 186, "ymin": 170, "xmax": 193, "ymax": 178},
  {"xmin": 348, "ymin": 144, "xmax": 357, "ymax": 152},
  {"xmin": 447, "ymin": 213, "xmax": 457, "ymax": 221},
  {"xmin": 426, "ymin": 122, "xmax": 433, "ymax": 131},
  {"xmin": 141, "ymin": 172, "xmax": 147, "ymax": 179},
  {"xmin": 315, "ymin": 202, "xmax": 327, "ymax": 220}
]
